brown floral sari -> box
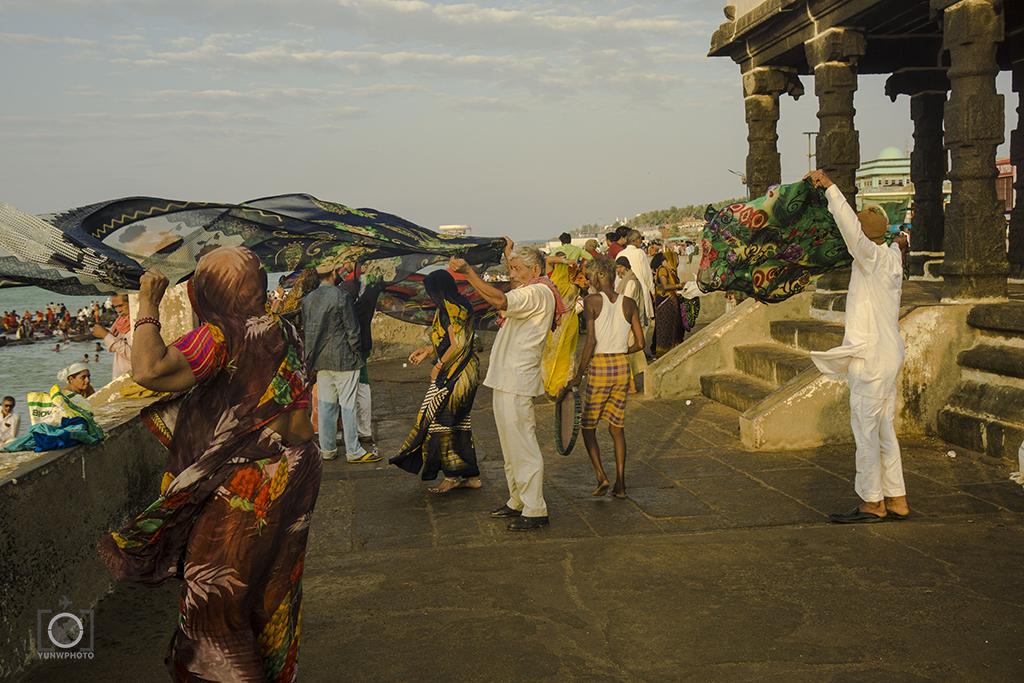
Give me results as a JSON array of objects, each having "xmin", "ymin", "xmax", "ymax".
[{"xmin": 99, "ymin": 247, "xmax": 321, "ymax": 682}]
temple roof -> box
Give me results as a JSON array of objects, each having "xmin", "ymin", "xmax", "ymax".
[{"xmin": 709, "ymin": 0, "xmax": 1023, "ymax": 74}]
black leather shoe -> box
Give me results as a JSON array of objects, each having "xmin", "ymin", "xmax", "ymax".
[
  {"xmin": 490, "ymin": 504, "xmax": 522, "ymax": 518},
  {"xmin": 507, "ymin": 515, "xmax": 549, "ymax": 531}
]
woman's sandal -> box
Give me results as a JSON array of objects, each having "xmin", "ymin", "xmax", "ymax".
[{"xmin": 592, "ymin": 480, "xmax": 611, "ymax": 497}]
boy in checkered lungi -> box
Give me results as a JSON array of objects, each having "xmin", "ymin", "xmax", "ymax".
[{"xmin": 563, "ymin": 256, "xmax": 645, "ymax": 499}]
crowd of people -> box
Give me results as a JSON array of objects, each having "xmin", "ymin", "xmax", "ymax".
[
  {"xmin": 1, "ymin": 173, "xmax": 915, "ymax": 679},
  {"xmin": 0, "ymin": 294, "xmax": 131, "ymax": 448},
  {"xmin": 0, "ymin": 300, "xmax": 119, "ymax": 342}
]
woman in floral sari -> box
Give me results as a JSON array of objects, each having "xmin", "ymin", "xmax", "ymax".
[
  {"xmin": 99, "ymin": 246, "xmax": 320, "ymax": 682},
  {"xmin": 390, "ymin": 269, "xmax": 482, "ymax": 495}
]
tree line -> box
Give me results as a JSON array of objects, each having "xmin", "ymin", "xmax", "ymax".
[{"xmin": 572, "ymin": 196, "xmax": 746, "ymax": 236}]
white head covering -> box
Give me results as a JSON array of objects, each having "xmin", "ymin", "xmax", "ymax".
[{"xmin": 57, "ymin": 362, "xmax": 89, "ymax": 384}]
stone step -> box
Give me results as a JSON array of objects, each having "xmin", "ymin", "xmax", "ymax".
[
  {"xmin": 811, "ymin": 291, "xmax": 846, "ymax": 313},
  {"xmin": 769, "ymin": 319, "xmax": 845, "ymax": 352},
  {"xmin": 733, "ymin": 343, "xmax": 814, "ymax": 387},
  {"xmin": 699, "ymin": 372, "xmax": 774, "ymax": 413},
  {"xmin": 943, "ymin": 380, "xmax": 1024, "ymax": 426},
  {"xmin": 937, "ymin": 408, "xmax": 1024, "ymax": 461},
  {"xmin": 957, "ymin": 344, "xmax": 1024, "ymax": 380},
  {"xmin": 938, "ymin": 380, "xmax": 1024, "ymax": 461},
  {"xmin": 967, "ymin": 302, "xmax": 1024, "ymax": 336}
]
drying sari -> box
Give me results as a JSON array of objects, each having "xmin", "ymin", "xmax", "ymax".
[
  {"xmin": 541, "ymin": 258, "xmax": 582, "ymax": 396},
  {"xmin": 99, "ymin": 247, "xmax": 320, "ymax": 683},
  {"xmin": 697, "ymin": 180, "xmax": 852, "ymax": 302},
  {"xmin": 391, "ymin": 272, "xmax": 480, "ymax": 480}
]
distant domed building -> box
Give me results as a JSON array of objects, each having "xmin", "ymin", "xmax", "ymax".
[{"xmin": 856, "ymin": 146, "xmax": 951, "ymax": 219}]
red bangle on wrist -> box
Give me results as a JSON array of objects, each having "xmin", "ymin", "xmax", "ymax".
[{"xmin": 134, "ymin": 317, "xmax": 162, "ymax": 331}]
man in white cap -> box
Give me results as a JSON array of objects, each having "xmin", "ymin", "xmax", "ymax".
[
  {"xmin": 58, "ymin": 361, "xmax": 95, "ymax": 399},
  {"xmin": 805, "ymin": 169, "xmax": 910, "ymax": 524}
]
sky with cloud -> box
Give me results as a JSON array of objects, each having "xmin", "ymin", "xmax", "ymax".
[{"xmin": 0, "ymin": 1, "xmax": 1015, "ymax": 240}]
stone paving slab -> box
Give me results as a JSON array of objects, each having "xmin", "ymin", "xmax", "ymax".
[{"xmin": 20, "ymin": 357, "xmax": 1024, "ymax": 681}]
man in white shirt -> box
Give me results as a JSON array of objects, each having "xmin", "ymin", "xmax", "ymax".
[
  {"xmin": 1, "ymin": 396, "xmax": 20, "ymax": 447},
  {"xmin": 806, "ymin": 170, "xmax": 910, "ymax": 524},
  {"xmin": 451, "ymin": 240, "xmax": 557, "ymax": 531},
  {"xmin": 618, "ymin": 229, "xmax": 655, "ymax": 353}
]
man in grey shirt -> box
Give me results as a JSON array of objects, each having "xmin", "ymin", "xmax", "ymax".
[{"xmin": 302, "ymin": 264, "xmax": 381, "ymax": 463}]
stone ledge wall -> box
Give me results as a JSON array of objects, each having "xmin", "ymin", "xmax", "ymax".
[{"xmin": 0, "ymin": 419, "xmax": 165, "ymax": 680}]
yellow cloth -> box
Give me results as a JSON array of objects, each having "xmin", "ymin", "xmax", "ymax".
[{"xmin": 541, "ymin": 262, "xmax": 580, "ymax": 397}]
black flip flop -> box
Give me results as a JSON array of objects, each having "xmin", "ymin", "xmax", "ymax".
[
  {"xmin": 886, "ymin": 511, "xmax": 910, "ymax": 521},
  {"xmin": 829, "ymin": 507, "xmax": 886, "ymax": 524}
]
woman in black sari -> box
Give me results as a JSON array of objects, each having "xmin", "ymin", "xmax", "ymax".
[{"xmin": 390, "ymin": 269, "xmax": 482, "ymax": 494}]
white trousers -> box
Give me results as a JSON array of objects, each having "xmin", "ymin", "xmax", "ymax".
[
  {"xmin": 493, "ymin": 389, "xmax": 547, "ymax": 517},
  {"xmin": 850, "ymin": 390, "xmax": 906, "ymax": 502},
  {"xmin": 356, "ymin": 382, "xmax": 372, "ymax": 439}
]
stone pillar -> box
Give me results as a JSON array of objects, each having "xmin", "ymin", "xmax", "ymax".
[
  {"xmin": 742, "ymin": 67, "xmax": 804, "ymax": 199},
  {"xmin": 805, "ymin": 28, "xmax": 866, "ymax": 203},
  {"xmin": 1010, "ymin": 61, "xmax": 1024, "ymax": 280},
  {"xmin": 805, "ymin": 28, "xmax": 864, "ymax": 316},
  {"xmin": 886, "ymin": 68, "xmax": 950, "ymax": 279},
  {"xmin": 910, "ymin": 93, "xmax": 948, "ymax": 255},
  {"xmin": 936, "ymin": 0, "xmax": 1007, "ymax": 300}
]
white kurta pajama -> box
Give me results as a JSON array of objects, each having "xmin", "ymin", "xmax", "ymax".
[
  {"xmin": 484, "ymin": 283, "xmax": 555, "ymax": 518},
  {"xmin": 811, "ymin": 185, "xmax": 907, "ymax": 503},
  {"xmin": 619, "ymin": 244, "xmax": 655, "ymax": 349}
]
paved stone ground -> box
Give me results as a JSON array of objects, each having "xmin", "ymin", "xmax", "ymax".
[{"xmin": 22, "ymin": 357, "xmax": 1024, "ymax": 682}]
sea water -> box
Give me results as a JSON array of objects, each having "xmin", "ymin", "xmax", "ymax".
[
  {"xmin": 0, "ymin": 287, "xmax": 114, "ymax": 426},
  {"xmin": 0, "ymin": 277, "xmax": 293, "ymax": 427}
]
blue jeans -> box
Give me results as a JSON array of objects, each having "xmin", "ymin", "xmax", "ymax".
[{"xmin": 316, "ymin": 370, "xmax": 366, "ymax": 458}]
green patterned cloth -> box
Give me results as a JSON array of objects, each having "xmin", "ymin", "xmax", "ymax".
[{"xmin": 697, "ymin": 180, "xmax": 852, "ymax": 303}]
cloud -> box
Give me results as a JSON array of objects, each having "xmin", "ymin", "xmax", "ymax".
[
  {"xmin": 114, "ymin": 41, "xmax": 544, "ymax": 83},
  {"xmin": 444, "ymin": 95, "xmax": 525, "ymax": 113},
  {"xmin": 0, "ymin": 110, "xmax": 271, "ymax": 126},
  {"xmin": 0, "ymin": 32, "xmax": 97, "ymax": 47},
  {"xmin": 323, "ymin": 106, "xmax": 370, "ymax": 120},
  {"xmin": 142, "ymin": 83, "xmax": 426, "ymax": 104},
  {"xmin": 1, "ymin": 1, "xmax": 708, "ymax": 50}
]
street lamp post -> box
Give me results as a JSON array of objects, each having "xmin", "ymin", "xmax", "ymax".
[
  {"xmin": 728, "ymin": 169, "xmax": 748, "ymax": 201},
  {"xmin": 803, "ymin": 131, "xmax": 818, "ymax": 173}
]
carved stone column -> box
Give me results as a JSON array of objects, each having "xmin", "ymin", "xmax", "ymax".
[
  {"xmin": 886, "ymin": 68, "xmax": 950, "ymax": 279},
  {"xmin": 935, "ymin": 0, "xmax": 1007, "ymax": 299},
  {"xmin": 805, "ymin": 28, "xmax": 864, "ymax": 315},
  {"xmin": 742, "ymin": 67, "xmax": 804, "ymax": 200},
  {"xmin": 1010, "ymin": 60, "xmax": 1024, "ymax": 280},
  {"xmin": 805, "ymin": 28, "xmax": 866, "ymax": 203}
]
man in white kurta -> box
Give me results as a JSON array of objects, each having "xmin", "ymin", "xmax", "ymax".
[
  {"xmin": 619, "ymin": 229, "xmax": 655, "ymax": 350},
  {"xmin": 451, "ymin": 243, "xmax": 555, "ymax": 531},
  {"xmin": 806, "ymin": 170, "xmax": 910, "ymax": 523}
]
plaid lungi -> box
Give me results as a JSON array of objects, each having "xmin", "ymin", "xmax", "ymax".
[{"xmin": 581, "ymin": 353, "xmax": 630, "ymax": 429}]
